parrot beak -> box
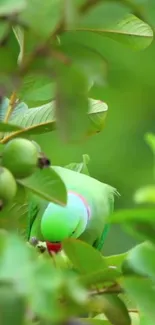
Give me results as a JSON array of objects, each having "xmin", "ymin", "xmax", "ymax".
[{"xmin": 46, "ymin": 241, "xmax": 62, "ymax": 254}]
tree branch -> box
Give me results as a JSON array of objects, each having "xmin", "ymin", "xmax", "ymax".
[{"xmin": 4, "ymin": 91, "xmax": 17, "ymax": 123}]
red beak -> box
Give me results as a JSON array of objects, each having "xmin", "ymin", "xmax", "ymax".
[{"xmin": 46, "ymin": 241, "xmax": 62, "ymax": 254}]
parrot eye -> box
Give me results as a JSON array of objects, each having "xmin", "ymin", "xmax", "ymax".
[{"xmin": 72, "ymin": 231, "xmax": 75, "ymax": 234}]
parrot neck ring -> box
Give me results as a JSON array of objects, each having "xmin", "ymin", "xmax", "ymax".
[{"xmin": 69, "ymin": 190, "xmax": 91, "ymax": 222}]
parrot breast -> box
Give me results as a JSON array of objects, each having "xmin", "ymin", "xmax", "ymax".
[{"xmin": 41, "ymin": 191, "xmax": 91, "ymax": 254}]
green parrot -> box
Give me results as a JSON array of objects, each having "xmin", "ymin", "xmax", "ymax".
[{"xmin": 27, "ymin": 166, "xmax": 119, "ymax": 253}]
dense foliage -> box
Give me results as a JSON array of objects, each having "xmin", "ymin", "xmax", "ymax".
[{"xmin": 0, "ymin": 1, "xmax": 155, "ymax": 324}]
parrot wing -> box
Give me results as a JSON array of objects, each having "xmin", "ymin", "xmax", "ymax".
[{"xmin": 27, "ymin": 195, "xmax": 48, "ymax": 241}]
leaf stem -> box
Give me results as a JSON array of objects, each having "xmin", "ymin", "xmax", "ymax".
[{"xmin": 4, "ymin": 91, "xmax": 17, "ymax": 123}]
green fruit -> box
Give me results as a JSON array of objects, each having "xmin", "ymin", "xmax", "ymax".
[
  {"xmin": 2, "ymin": 138, "xmax": 38, "ymax": 179},
  {"xmin": 31, "ymin": 140, "xmax": 42, "ymax": 153},
  {"xmin": 0, "ymin": 167, "xmax": 17, "ymax": 205}
]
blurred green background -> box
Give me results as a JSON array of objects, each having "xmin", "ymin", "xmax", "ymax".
[{"xmin": 33, "ymin": 34, "xmax": 155, "ymax": 256}]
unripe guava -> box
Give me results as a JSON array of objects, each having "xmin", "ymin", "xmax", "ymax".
[
  {"xmin": 31, "ymin": 140, "xmax": 41, "ymax": 153},
  {"xmin": 2, "ymin": 138, "xmax": 38, "ymax": 179},
  {"xmin": 0, "ymin": 167, "xmax": 17, "ymax": 205}
]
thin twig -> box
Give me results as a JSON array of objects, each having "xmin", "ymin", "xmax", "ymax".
[
  {"xmin": 4, "ymin": 91, "xmax": 17, "ymax": 123},
  {"xmin": 90, "ymin": 283, "xmax": 124, "ymax": 296},
  {"xmin": 128, "ymin": 309, "xmax": 139, "ymax": 313}
]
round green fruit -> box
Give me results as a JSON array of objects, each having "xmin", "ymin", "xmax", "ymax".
[
  {"xmin": 0, "ymin": 167, "xmax": 17, "ymax": 205},
  {"xmin": 2, "ymin": 138, "xmax": 38, "ymax": 179}
]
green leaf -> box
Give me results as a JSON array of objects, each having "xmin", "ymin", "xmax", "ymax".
[
  {"xmin": 2, "ymin": 99, "xmax": 108, "ymax": 142},
  {"xmin": 29, "ymin": 259, "xmax": 63, "ymax": 320},
  {"xmin": 110, "ymin": 208, "xmax": 155, "ymax": 223},
  {"xmin": 77, "ymin": 2, "xmax": 130, "ymax": 30},
  {"xmin": 75, "ymin": 12, "xmax": 153, "ymax": 51},
  {"xmin": 0, "ymin": 97, "xmax": 28, "ymax": 121},
  {"xmin": 122, "ymin": 277, "xmax": 155, "ymax": 323},
  {"xmin": 103, "ymin": 253, "xmax": 128, "ymax": 271},
  {"xmin": 0, "ymin": 283, "xmax": 26, "ymax": 325},
  {"xmin": 97, "ymin": 295, "xmax": 131, "ymax": 325},
  {"xmin": 63, "ymin": 238, "xmax": 107, "ymax": 274},
  {"xmin": 57, "ymin": 42, "xmax": 107, "ymax": 87},
  {"xmin": 101, "ymin": 14, "xmax": 153, "ymax": 51},
  {"xmin": 55, "ymin": 63, "xmax": 89, "ymax": 142},
  {"xmin": 109, "ymin": 208, "xmax": 155, "ymax": 242},
  {"xmin": 65, "ymin": 154, "xmax": 90, "ymax": 175},
  {"xmin": 20, "ymin": 0, "xmax": 62, "ymax": 38},
  {"xmin": 0, "ymin": 122, "xmax": 23, "ymax": 132},
  {"xmin": 128, "ymin": 221, "xmax": 155, "ymax": 244},
  {"xmin": 0, "ymin": 233, "xmax": 33, "ymax": 286},
  {"xmin": 122, "ymin": 241, "xmax": 155, "ymax": 278},
  {"xmin": 119, "ymin": 294, "xmax": 137, "ymax": 311},
  {"xmin": 80, "ymin": 268, "xmax": 121, "ymax": 288},
  {"xmin": 17, "ymin": 73, "xmax": 55, "ymax": 107},
  {"xmin": 134, "ymin": 185, "xmax": 155, "ymax": 204},
  {"xmin": 87, "ymin": 100, "xmax": 108, "ymax": 135},
  {"xmin": 144, "ymin": 132, "xmax": 155, "ymax": 155},
  {"xmin": 13, "ymin": 25, "xmax": 24, "ymax": 64},
  {"xmin": 0, "ymin": 184, "xmax": 28, "ymax": 233},
  {"xmin": 0, "ymin": 0, "xmax": 26, "ymax": 16},
  {"xmin": 18, "ymin": 167, "xmax": 67, "ymax": 205},
  {"xmin": 110, "ymin": 208, "xmax": 155, "ymax": 242}
]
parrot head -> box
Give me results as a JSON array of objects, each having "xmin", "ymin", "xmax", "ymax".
[{"xmin": 40, "ymin": 191, "xmax": 90, "ymax": 254}]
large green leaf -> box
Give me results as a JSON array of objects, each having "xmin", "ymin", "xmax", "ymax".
[
  {"xmin": 0, "ymin": 233, "xmax": 33, "ymax": 284},
  {"xmin": 0, "ymin": 282, "xmax": 25, "ymax": 325},
  {"xmin": 0, "ymin": 122, "xmax": 23, "ymax": 132},
  {"xmin": 0, "ymin": 97, "xmax": 28, "ymax": 121},
  {"xmin": 94, "ymin": 295, "xmax": 131, "ymax": 325},
  {"xmin": 63, "ymin": 238, "xmax": 107, "ymax": 274},
  {"xmin": 2, "ymin": 99, "xmax": 108, "ymax": 143},
  {"xmin": 77, "ymin": 2, "xmax": 130, "ymax": 29},
  {"xmin": 0, "ymin": 184, "xmax": 28, "ymax": 233},
  {"xmin": 19, "ymin": 0, "xmax": 62, "ymax": 39},
  {"xmin": 0, "ymin": 0, "xmax": 26, "ymax": 16},
  {"xmin": 99, "ymin": 14, "xmax": 153, "ymax": 51},
  {"xmin": 103, "ymin": 252, "xmax": 128, "ymax": 271},
  {"xmin": 17, "ymin": 73, "xmax": 56, "ymax": 107},
  {"xmin": 109, "ymin": 208, "xmax": 155, "ymax": 242},
  {"xmin": 18, "ymin": 167, "xmax": 67, "ymax": 205},
  {"xmin": 65, "ymin": 14, "xmax": 153, "ymax": 51},
  {"xmin": 122, "ymin": 277, "xmax": 155, "ymax": 323},
  {"xmin": 122, "ymin": 241, "xmax": 155, "ymax": 278},
  {"xmin": 56, "ymin": 42, "xmax": 107, "ymax": 87}
]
